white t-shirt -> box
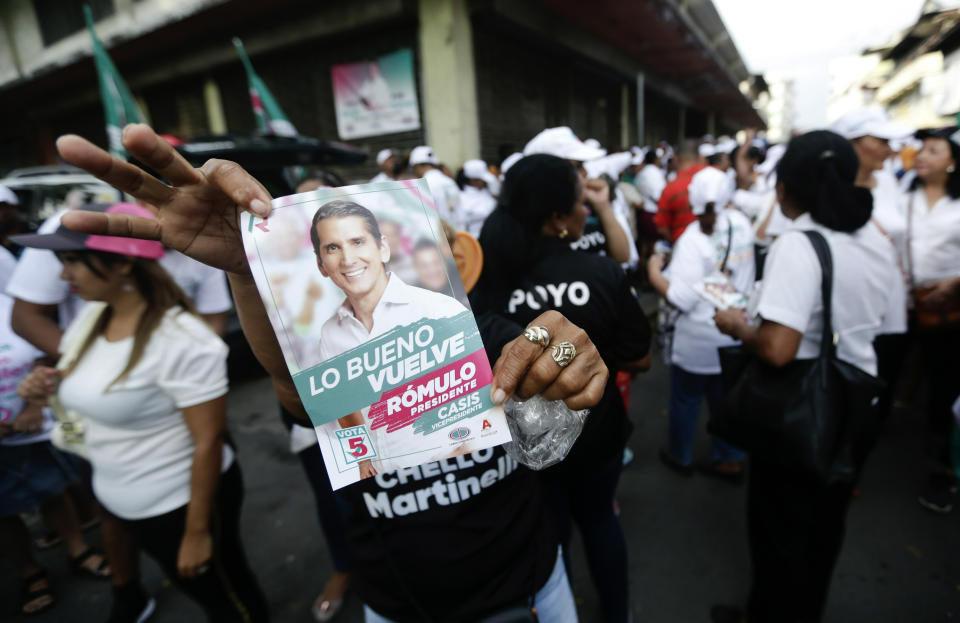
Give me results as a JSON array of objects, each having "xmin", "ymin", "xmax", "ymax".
[
  {"xmin": 665, "ymin": 210, "xmax": 755, "ymax": 374},
  {"xmin": 733, "ymin": 188, "xmax": 774, "ymax": 223},
  {"xmin": 423, "ymin": 169, "xmax": 463, "ymax": 231},
  {"xmin": 752, "ymin": 213, "xmax": 905, "ymax": 376},
  {"xmin": 57, "ymin": 306, "xmax": 232, "ymax": 520},
  {"xmin": 6, "ymin": 212, "xmax": 232, "ymax": 329},
  {"xmin": 0, "ymin": 247, "xmax": 51, "ymax": 447},
  {"xmin": 154, "ymin": 251, "xmax": 232, "ymax": 315},
  {"xmin": 370, "ymin": 172, "xmax": 392, "ymax": 184},
  {"xmin": 611, "ymin": 189, "xmax": 640, "ymax": 270},
  {"xmin": 459, "ymin": 186, "xmax": 497, "ymax": 238},
  {"xmin": 636, "ymin": 164, "xmax": 667, "ymax": 213},
  {"xmin": 906, "ymin": 189, "xmax": 960, "ymax": 286},
  {"xmin": 869, "ymin": 171, "xmax": 908, "ymax": 271},
  {"xmin": 318, "ymin": 274, "xmax": 467, "ymax": 472}
]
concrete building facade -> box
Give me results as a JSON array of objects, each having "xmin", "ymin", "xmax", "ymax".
[
  {"xmin": 826, "ymin": 1, "xmax": 960, "ymax": 129},
  {"xmin": 0, "ymin": 0, "xmax": 761, "ymax": 178}
]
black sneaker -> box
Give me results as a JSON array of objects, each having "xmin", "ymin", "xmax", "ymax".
[
  {"xmin": 659, "ymin": 448, "xmax": 694, "ymax": 476},
  {"xmin": 710, "ymin": 604, "xmax": 745, "ymax": 623},
  {"xmin": 918, "ymin": 473, "xmax": 957, "ymax": 514},
  {"xmin": 107, "ymin": 583, "xmax": 156, "ymax": 623}
]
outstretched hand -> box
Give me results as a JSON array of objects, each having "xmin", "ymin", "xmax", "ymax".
[{"xmin": 56, "ymin": 124, "xmax": 273, "ymax": 274}]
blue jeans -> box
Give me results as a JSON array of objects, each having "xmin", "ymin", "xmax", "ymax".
[
  {"xmin": 544, "ymin": 452, "xmax": 629, "ymax": 623},
  {"xmin": 363, "ymin": 548, "xmax": 577, "ymax": 622},
  {"xmin": 667, "ymin": 364, "xmax": 744, "ymax": 466}
]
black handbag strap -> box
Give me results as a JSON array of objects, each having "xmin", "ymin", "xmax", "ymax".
[
  {"xmin": 719, "ymin": 215, "xmax": 734, "ymax": 273},
  {"xmin": 802, "ymin": 230, "xmax": 837, "ymax": 383}
]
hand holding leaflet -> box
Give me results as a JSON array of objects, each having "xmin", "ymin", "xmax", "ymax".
[
  {"xmin": 692, "ymin": 272, "xmax": 749, "ymax": 310},
  {"xmin": 54, "ymin": 124, "xmax": 609, "ymax": 489}
]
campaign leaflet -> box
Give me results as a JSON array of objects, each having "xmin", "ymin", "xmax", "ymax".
[
  {"xmin": 240, "ymin": 180, "xmax": 512, "ymax": 489},
  {"xmin": 692, "ymin": 273, "xmax": 749, "ymax": 310}
]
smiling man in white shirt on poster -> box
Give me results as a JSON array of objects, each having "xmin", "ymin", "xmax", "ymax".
[{"xmin": 309, "ymin": 199, "xmax": 468, "ymax": 478}]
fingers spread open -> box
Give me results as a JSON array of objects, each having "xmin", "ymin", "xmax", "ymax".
[
  {"xmin": 61, "ymin": 210, "xmax": 162, "ymax": 242},
  {"xmin": 122, "ymin": 124, "xmax": 203, "ymax": 187},
  {"xmin": 57, "ymin": 134, "xmax": 174, "ymax": 206},
  {"xmin": 201, "ymin": 159, "xmax": 273, "ymax": 217}
]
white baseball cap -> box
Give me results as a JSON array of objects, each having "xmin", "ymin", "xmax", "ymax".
[
  {"xmin": 463, "ymin": 158, "xmax": 499, "ymax": 188},
  {"xmin": 698, "ymin": 143, "xmax": 717, "ymax": 158},
  {"xmin": 688, "ymin": 166, "xmax": 734, "ymax": 215},
  {"xmin": 715, "ymin": 137, "xmax": 738, "ymax": 155},
  {"xmin": 523, "ymin": 127, "xmax": 606, "ymax": 162},
  {"xmin": 409, "ymin": 145, "xmax": 438, "ymax": 166},
  {"xmin": 830, "ymin": 106, "xmax": 913, "ymax": 141},
  {"xmin": 376, "ymin": 148, "xmax": 394, "ymax": 166},
  {"xmin": 0, "ymin": 184, "xmax": 19, "ymax": 205},
  {"xmin": 584, "ymin": 152, "xmax": 633, "ymax": 180}
]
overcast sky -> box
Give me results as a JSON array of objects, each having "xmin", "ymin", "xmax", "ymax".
[{"xmin": 713, "ymin": 0, "xmax": 926, "ymax": 129}]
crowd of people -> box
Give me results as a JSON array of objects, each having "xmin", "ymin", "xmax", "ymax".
[{"xmin": 0, "ymin": 105, "xmax": 957, "ymax": 623}]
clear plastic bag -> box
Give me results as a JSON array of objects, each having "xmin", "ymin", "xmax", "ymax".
[{"xmin": 502, "ymin": 395, "xmax": 589, "ymax": 470}]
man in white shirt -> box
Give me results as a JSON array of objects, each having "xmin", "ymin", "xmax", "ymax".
[
  {"xmin": 409, "ymin": 145, "xmax": 463, "ymax": 230},
  {"xmin": 459, "ymin": 159, "xmax": 498, "ymax": 238},
  {"xmin": 309, "ymin": 200, "xmax": 467, "ymax": 477},
  {"xmin": 635, "ymin": 148, "xmax": 667, "ymax": 213},
  {"xmin": 370, "ymin": 149, "xmax": 396, "ymax": 184}
]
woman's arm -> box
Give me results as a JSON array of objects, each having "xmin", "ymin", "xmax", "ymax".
[
  {"xmin": 585, "ymin": 179, "xmax": 631, "ymax": 263},
  {"xmin": 924, "ymin": 275, "xmax": 960, "ymax": 305},
  {"xmin": 714, "ymin": 309, "xmax": 803, "ymax": 367},
  {"xmin": 647, "ymin": 254, "xmax": 670, "ymax": 298},
  {"xmin": 177, "ymin": 395, "xmax": 227, "ymax": 578}
]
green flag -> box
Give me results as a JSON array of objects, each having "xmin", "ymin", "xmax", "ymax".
[
  {"xmin": 84, "ymin": 4, "xmax": 143, "ymax": 159},
  {"xmin": 233, "ymin": 38, "xmax": 297, "ymax": 137}
]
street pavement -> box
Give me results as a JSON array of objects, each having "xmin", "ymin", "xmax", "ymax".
[{"xmin": 3, "ymin": 346, "xmax": 959, "ymax": 622}]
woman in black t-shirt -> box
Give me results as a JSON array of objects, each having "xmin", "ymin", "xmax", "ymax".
[{"xmin": 472, "ymin": 154, "xmax": 652, "ymax": 623}]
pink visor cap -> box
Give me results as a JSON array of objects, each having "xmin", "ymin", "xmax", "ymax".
[{"xmin": 11, "ymin": 203, "xmax": 165, "ymax": 260}]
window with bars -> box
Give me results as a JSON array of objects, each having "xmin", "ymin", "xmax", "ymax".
[{"xmin": 33, "ymin": 0, "xmax": 115, "ymax": 47}]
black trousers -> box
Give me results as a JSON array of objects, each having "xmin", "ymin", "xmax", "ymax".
[
  {"xmin": 916, "ymin": 327, "xmax": 960, "ymax": 469},
  {"xmin": 126, "ymin": 463, "xmax": 269, "ymax": 623},
  {"xmin": 746, "ymin": 458, "xmax": 854, "ymax": 623}
]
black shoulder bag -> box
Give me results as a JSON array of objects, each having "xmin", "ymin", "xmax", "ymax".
[{"xmin": 708, "ymin": 230, "xmax": 886, "ymax": 484}]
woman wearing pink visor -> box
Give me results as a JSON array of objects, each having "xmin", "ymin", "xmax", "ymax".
[{"xmin": 14, "ymin": 203, "xmax": 268, "ymax": 623}]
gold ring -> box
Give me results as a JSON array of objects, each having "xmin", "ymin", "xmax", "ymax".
[
  {"xmin": 522, "ymin": 325, "xmax": 550, "ymax": 348},
  {"xmin": 550, "ymin": 341, "xmax": 577, "ymax": 368}
]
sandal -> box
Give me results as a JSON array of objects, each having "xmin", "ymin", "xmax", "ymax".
[
  {"xmin": 70, "ymin": 547, "xmax": 111, "ymax": 579},
  {"xmin": 34, "ymin": 530, "xmax": 63, "ymax": 550},
  {"xmin": 311, "ymin": 572, "xmax": 349, "ymax": 622},
  {"xmin": 698, "ymin": 460, "xmax": 745, "ymax": 483},
  {"xmin": 21, "ymin": 568, "xmax": 55, "ymax": 616},
  {"xmin": 311, "ymin": 597, "xmax": 344, "ymax": 622}
]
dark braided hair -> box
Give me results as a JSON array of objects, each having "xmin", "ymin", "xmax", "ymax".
[{"xmin": 776, "ymin": 130, "xmax": 873, "ymax": 233}]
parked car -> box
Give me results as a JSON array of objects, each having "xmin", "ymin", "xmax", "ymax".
[{"xmin": 0, "ymin": 165, "xmax": 125, "ymax": 236}]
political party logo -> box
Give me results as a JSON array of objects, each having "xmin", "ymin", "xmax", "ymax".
[{"xmin": 448, "ymin": 426, "xmax": 470, "ymax": 441}]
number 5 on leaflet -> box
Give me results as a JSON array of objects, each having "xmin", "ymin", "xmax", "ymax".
[{"xmin": 336, "ymin": 425, "xmax": 377, "ymax": 465}]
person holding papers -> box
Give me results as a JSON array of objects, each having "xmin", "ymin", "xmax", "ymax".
[
  {"xmin": 52, "ymin": 123, "xmax": 615, "ymax": 622},
  {"xmin": 648, "ymin": 165, "xmax": 754, "ymax": 480}
]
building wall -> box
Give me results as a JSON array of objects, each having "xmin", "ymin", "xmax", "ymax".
[
  {"xmin": 471, "ymin": 16, "xmax": 628, "ymax": 166},
  {"xmin": 0, "ymin": 0, "xmax": 228, "ymax": 87},
  {"xmin": 209, "ymin": 21, "xmax": 426, "ymax": 182}
]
